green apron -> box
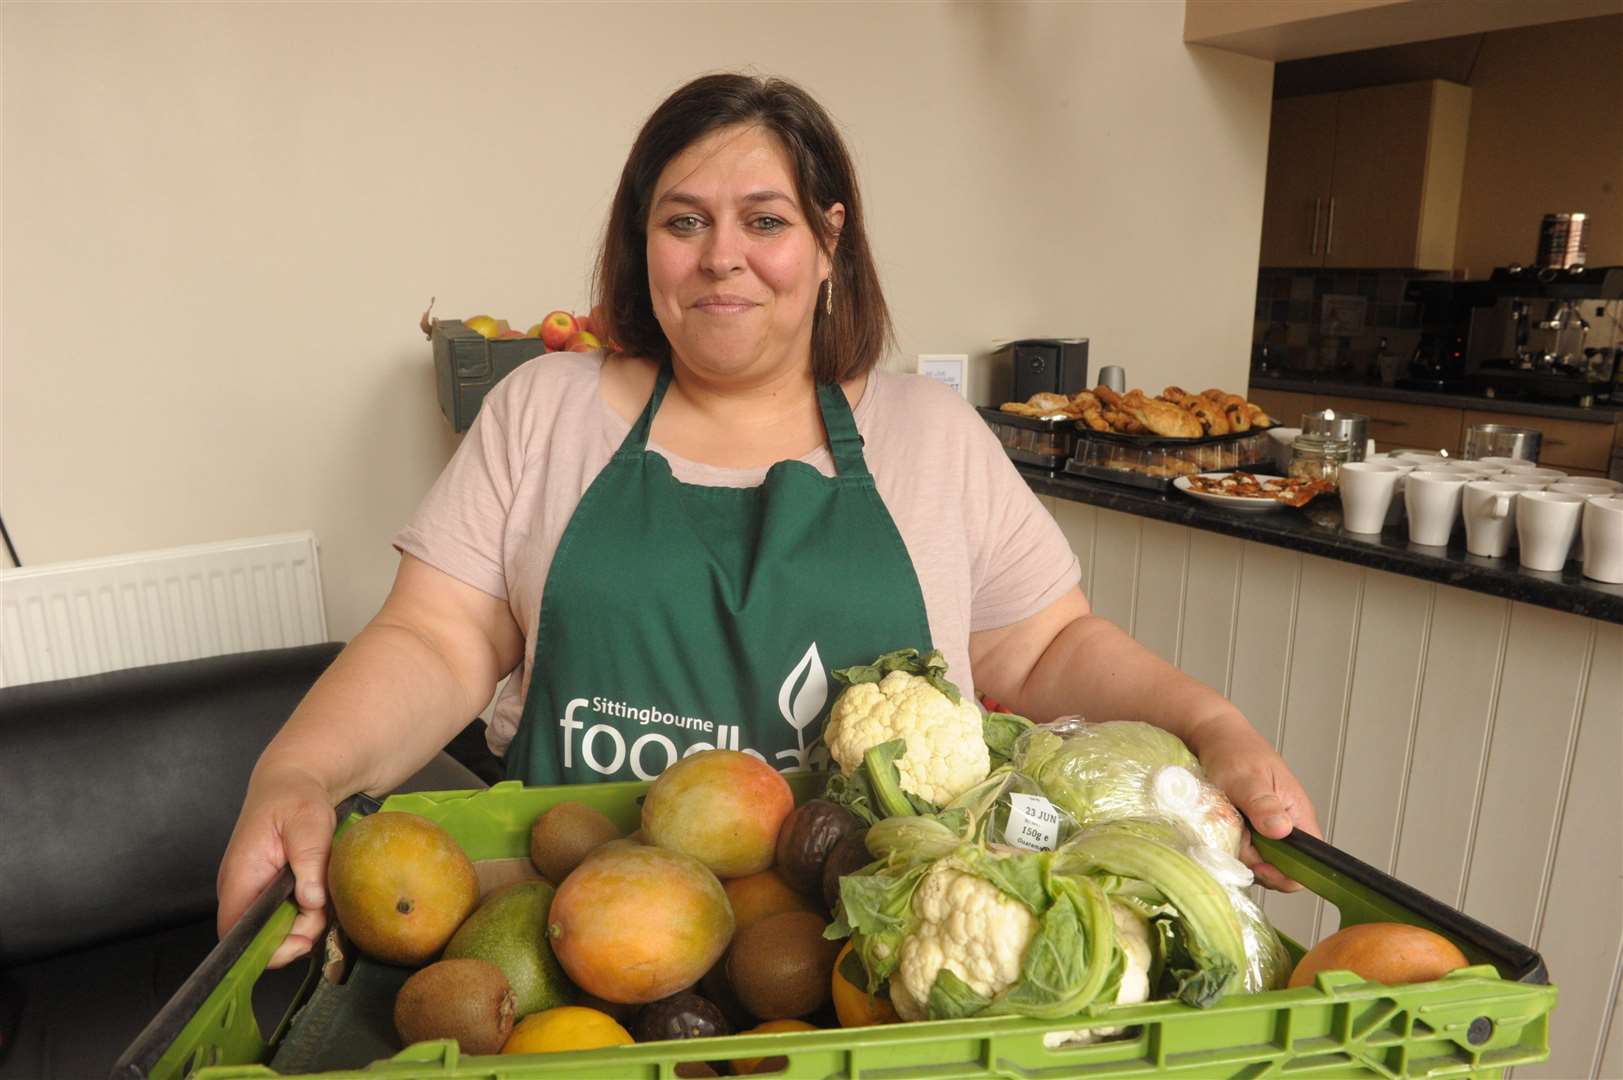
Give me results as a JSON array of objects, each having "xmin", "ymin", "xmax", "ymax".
[{"xmin": 506, "ymin": 363, "xmax": 933, "ymax": 785}]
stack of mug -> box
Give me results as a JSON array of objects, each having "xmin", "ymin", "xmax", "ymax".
[{"xmin": 1337, "ymin": 452, "xmax": 1623, "ymax": 582}]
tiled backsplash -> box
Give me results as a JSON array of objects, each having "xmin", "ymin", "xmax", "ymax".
[{"xmin": 1252, "ymin": 269, "xmax": 1451, "ymax": 378}]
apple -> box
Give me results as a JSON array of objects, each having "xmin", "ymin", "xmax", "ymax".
[
  {"xmin": 524, "ymin": 323, "xmax": 546, "ymax": 338},
  {"xmin": 464, "ymin": 315, "xmax": 504, "ymax": 340},
  {"xmin": 497, "ymin": 329, "xmax": 527, "ymax": 339},
  {"xmin": 564, "ymin": 330, "xmax": 601, "ymax": 352},
  {"xmin": 575, "ymin": 312, "xmax": 594, "ymax": 336},
  {"xmin": 537, "ymin": 310, "xmax": 578, "ymax": 351}
]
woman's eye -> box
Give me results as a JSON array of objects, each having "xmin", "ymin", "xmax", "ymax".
[
  {"xmin": 752, "ymin": 215, "xmax": 787, "ymax": 233},
  {"xmin": 668, "ymin": 215, "xmax": 705, "ymax": 233}
]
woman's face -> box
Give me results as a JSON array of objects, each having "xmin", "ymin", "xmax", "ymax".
[{"xmin": 646, "ymin": 123, "xmax": 842, "ymax": 384}]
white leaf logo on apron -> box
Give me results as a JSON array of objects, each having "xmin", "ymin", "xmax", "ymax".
[{"xmin": 774, "ymin": 642, "xmax": 827, "ymax": 771}]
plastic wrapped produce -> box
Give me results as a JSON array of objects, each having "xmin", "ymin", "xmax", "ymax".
[{"xmin": 1013, "ymin": 718, "xmax": 1245, "ymax": 857}]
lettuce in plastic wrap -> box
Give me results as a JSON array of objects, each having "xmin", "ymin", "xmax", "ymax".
[{"xmin": 1013, "ymin": 718, "xmax": 1245, "ymax": 857}]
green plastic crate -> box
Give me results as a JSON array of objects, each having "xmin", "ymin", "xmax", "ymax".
[
  {"xmin": 432, "ymin": 320, "xmax": 550, "ymax": 433},
  {"xmin": 116, "ymin": 776, "xmax": 1555, "ymax": 1080}
]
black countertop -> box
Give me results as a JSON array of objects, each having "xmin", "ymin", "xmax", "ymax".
[
  {"xmin": 1018, "ymin": 466, "xmax": 1623, "ymax": 624},
  {"xmin": 1249, "ymin": 373, "xmax": 1622, "ymax": 425}
]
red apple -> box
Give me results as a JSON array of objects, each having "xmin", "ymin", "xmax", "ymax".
[
  {"xmin": 575, "ymin": 312, "xmax": 594, "ymax": 336},
  {"xmin": 537, "ymin": 310, "xmax": 578, "ymax": 351},
  {"xmin": 564, "ymin": 330, "xmax": 602, "ymax": 352},
  {"xmin": 497, "ymin": 329, "xmax": 527, "ymax": 339}
]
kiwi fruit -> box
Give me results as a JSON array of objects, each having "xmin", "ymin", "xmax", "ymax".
[
  {"xmin": 394, "ymin": 957, "xmax": 515, "ymax": 1054},
  {"xmin": 529, "ymin": 801, "xmax": 623, "ymax": 883},
  {"xmin": 727, "ymin": 910, "xmax": 840, "ymax": 1020}
]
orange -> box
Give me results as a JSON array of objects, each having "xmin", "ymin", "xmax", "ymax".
[
  {"xmin": 723, "ymin": 869, "xmax": 817, "ymax": 932},
  {"xmin": 729, "ymin": 1019, "xmax": 817, "ymax": 1075},
  {"xmin": 500, "ymin": 1005, "xmax": 633, "ymax": 1054},
  {"xmin": 831, "ymin": 941, "xmax": 899, "ymax": 1027},
  {"xmin": 1288, "ymin": 922, "xmax": 1469, "ymax": 988}
]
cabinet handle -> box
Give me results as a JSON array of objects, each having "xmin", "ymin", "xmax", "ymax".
[
  {"xmin": 1325, "ymin": 196, "xmax": 1336, "ymax": 256},
  {"xmin": 1545, "ymin": 437, "xmax": 1566, "ymax": 447},
  {"xmin": 1310, "ymin": 197, "xmax": 1322, "ymax": 256},
  {"xmin": 1368, "ymin": 417, "xmax": 1408, "ymax": 428}
]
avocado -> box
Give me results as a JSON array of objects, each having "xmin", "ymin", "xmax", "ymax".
[{"xmin": 443, "ymin": 881, "xmax": 574, "ymax": 1016}]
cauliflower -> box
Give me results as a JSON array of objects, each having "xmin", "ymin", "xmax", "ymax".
[
  {"xmin": 825, "ymin": 669, "xmax": 990, "ymax": 806},
  {"xmin": 888, "ymin": 863, "xmax": 1038, "ymax": 1021},
  {"xmin": 1040, "ymin": 901, "xmax": 1152, "ymax": 1049}
]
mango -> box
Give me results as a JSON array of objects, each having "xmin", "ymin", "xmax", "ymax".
[
  {"xmin": 328, "ymin": 811, "xmax": 478, "ymax": 966},
  {"xmin": 641, "ymin": 750, "xmax": 794, "ymax": 878},
  {"xmin": 547, "ymin": 843, "xmax": 733, "ymax": 1004}
]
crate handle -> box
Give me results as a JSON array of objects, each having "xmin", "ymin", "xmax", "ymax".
[
  {"xmin": 110, "ymin": 794, "xmax": 380, "ymax": 1080},
  {"xmin": 1256, "ymin": 827, "xmax": 1548, "ymax": 985}
]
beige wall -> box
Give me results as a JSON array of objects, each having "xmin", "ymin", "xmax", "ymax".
[
  {"xmin": 1, "ymin": 2, "xmax": 1273, "ymax": 640},
  {"xmin": 1453, "ymin": 14, "xmax": 1623, "ymax": 275}
]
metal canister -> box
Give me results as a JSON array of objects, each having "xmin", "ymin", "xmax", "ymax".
[
  {"xmin": 1537, "ymin": 213, "xmax": 1587, "ymax": 269},
  {"xmin": 1463, "ymin": 423, "xmax": 1542, "ymax": 462},
  {"xmin": 1301, "ymin": 409, "xmax": 1369, "ymax": 462}
]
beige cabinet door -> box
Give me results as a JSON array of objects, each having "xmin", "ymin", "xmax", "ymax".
[
  {"xmin": 1259, "ymin": 94, "xmax": 1336, "ymax": 268},
  {"xmin": 1324, "ymin": 83, "xmax": 1433, "ymax": 268}
]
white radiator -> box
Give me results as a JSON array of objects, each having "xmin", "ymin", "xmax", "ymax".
[{"xmin": 0, "ymin": 532, "xmax": 328, "ymax": 688}]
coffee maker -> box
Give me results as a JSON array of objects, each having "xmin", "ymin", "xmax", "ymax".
[
  {"xmin": 1003, "ymin": 339, "xmax": 1090, "ymax": 403},
  {"xmin": 1463, "ymin": 266, "xmax": 1623, "ymax": 406},
  {"xmin": 1401, "ymin": 279, "xmax": 1474, "ymax": 391}
]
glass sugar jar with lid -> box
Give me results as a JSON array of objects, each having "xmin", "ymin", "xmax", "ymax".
[{"xmin": 1288, "ymin": 432, "xmax": 1352, "ymax": 488}]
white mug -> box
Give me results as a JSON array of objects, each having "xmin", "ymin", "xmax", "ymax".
[
  {"xmin": 1479, "ymin": 456, "xmax": 1538, "ymax": 473},
  {"xmin": 1436, "ymin": 461, "xmax": 1501, "ymax": 480},
  {"xmin": 1339, "ymin": 462, "xmax": 1403, "ymax": 534},
  {"xmin": 1462, "ymin": 481, "xmax": 1523, "ymax": 558},
  {"xmin": 1516, "ymin": 491, "xmax": 1587, "ymax": 571},
  {"xmin": 1581, "ymin": 495, "xmax": 1623, "ymax": 583},
  {"xmin": 1552, "ymin": 478, "xmax": 1623, "ymax": 497},
  {"xmin": 1405, "ymin": 470, "xmax": 1468, "ymax": 546},
  {"xmin": 1513, "ymin": 467, "xmax": 1569, "ymax": 487}
]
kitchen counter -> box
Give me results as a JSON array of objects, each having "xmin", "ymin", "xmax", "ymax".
[
  {"xmin": 1017, "ymin": 465, "xmax": 1623, "ymax": 624},
  {"xmin": 1250, "ymin": 373, "xmax": 1621, "ymax": 424}
]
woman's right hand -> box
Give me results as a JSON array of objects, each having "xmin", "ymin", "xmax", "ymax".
[{"xmin": 216, "ymin": 766, "xmax": 338, "ymax": 969}]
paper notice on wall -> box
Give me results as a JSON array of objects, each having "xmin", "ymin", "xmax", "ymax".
[
  {"xmin": 1004, "ymin": 792, "xmax": 1062, "ymax": 851},
  {"xmin": 919, "ymin": 354, "xmax": 968, "ymax": 398}
]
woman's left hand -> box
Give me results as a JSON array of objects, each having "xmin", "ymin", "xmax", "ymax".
[{"xmin": 1191, "ymin": 713, "xmax": 1322, "ymax": 892}]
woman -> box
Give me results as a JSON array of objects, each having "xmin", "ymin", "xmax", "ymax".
[{"xmin": 218, "ymin": 74, "xmax": 1319, "ymax": 969}]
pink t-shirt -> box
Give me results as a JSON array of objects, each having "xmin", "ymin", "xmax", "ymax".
[{"xmin": 395, "ymin": 352, "xmax": 1079, "ymax": 755}]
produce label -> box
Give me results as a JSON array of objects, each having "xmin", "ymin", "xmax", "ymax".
[{"xmin": 1004, "ymin": 793, "xmax": 1062, "ymax": 851}]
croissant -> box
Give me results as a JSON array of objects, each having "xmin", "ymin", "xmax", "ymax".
[
  {"xmin": 1183, "ymin": 398, "xmax": 1229, "ymax": 435},
  {"xmin": 1123, "ymin": 397, "xmax": 1203, "ymax": 438}
]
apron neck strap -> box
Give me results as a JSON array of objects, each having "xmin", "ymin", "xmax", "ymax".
[
  {"xmin": 817, "ymin": 380, "xmax": 869, "ymax": 478},
  {"xmin": 618, "ymin": 362, "xmax": 869, "ymax": 478},
  {"xmin": 617, "ymin": 363, "xmax": 675, "ymax": 458}
]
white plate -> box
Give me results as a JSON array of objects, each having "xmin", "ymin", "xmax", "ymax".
[{"xmin": 1173, "ymin": 473, "xmax": 1290, "ymax": 512}]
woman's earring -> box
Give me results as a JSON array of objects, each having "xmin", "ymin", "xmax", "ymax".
[{"xmin": 824, "ymin": 276, "xmax": 834, "ymax": 316}]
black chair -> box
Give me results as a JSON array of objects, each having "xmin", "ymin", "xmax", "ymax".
[{"xmin": 0, "ymin": 643, "xmax": 486, "ymax": 1079}]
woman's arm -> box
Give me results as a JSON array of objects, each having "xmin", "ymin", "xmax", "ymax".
[
  {"xmin": 969, "ymin": 586, "xmax": 1320, "ymax": 891},
  {"xmin": 216, "ymin": 553, "xmax": 525, "ymax": 964}
]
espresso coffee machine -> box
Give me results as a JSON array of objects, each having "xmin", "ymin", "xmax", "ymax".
[
  {"xmin": 1004, "ymin": 339, "xmax": 1090, "ymax": 402},
  {"xmin": 1463, "ymin": 266, "xmax": 1623, "ymax": 406}
]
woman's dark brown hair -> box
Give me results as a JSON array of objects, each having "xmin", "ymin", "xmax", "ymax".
[{"xmin": 593, "ymin": 73, "xmax": 891, "ymax": 384}]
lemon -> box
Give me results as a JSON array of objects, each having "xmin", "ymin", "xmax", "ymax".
[{"xmin": 500, "ymin": 1005, "xmax": 633, "ymax": 1054}]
